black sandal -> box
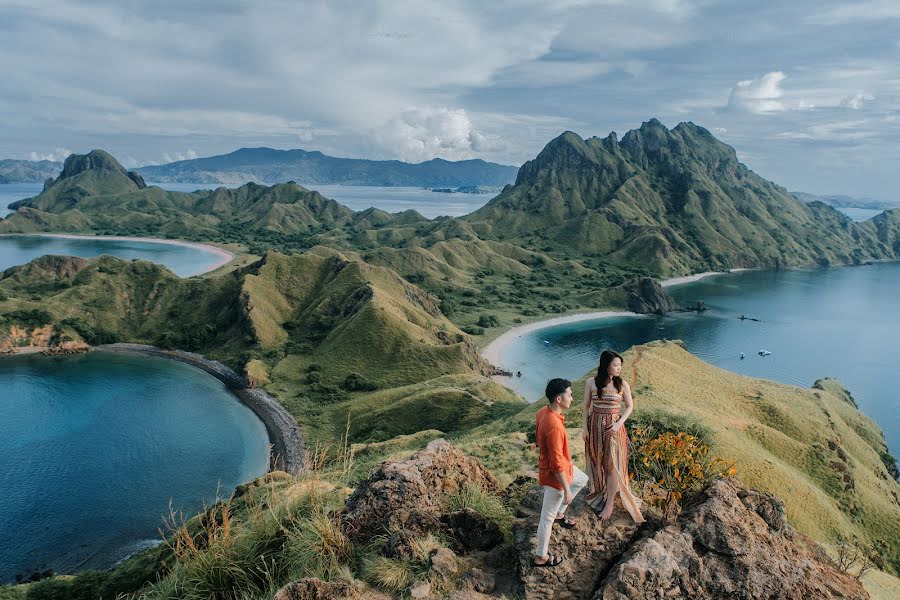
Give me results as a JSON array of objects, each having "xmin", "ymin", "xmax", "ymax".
[
  {"xmin": 534, "ymin": 553, "xmax": 564, "ymax": 568},
  {"xmin": 554, "ymin": 516, "xmax": 577, "ymax": 529}
]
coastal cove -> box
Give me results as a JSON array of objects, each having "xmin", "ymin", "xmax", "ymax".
[
  {"xmin": 0, "ymin": 234, "xmax": 233, "ymax": 278},
  {"xmin": 0, "ymin": 351, "xmax": 271, "ymax": 583},
  {"xmin": 484, "ymin": 262, "xmax": 900, "ymax": 454}
]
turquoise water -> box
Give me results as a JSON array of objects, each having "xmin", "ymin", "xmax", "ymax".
[
  {"xmin": 0, "ymin": 235, "xmax": 228, "ymax": 278},
  {"xmin": 494, "ymin": 263, "xmax": 900, "ymax": 453},
  {"xmin": 0, "ymin": 352, "xmax": 269, "ymax": 583}
]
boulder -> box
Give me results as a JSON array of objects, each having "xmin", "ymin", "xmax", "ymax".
[
  {"xmin": 272, "ymin": 578, "xmax": 359, "ymax": 600},
  {"xmin": 342, "ymin": 439, "xmax": 499, "ymax": 540},
  {"xmin": 595, "ymin": 478, "xmax": 868, "ymax": 599},
  {"xmin": 513, "ymin": 485, "xmax": 648, "ymax": 600}
]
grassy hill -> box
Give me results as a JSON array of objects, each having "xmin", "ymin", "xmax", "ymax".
[{"xmin": 465, "ymin": 120, "xmax": 897, "ymax": 276}]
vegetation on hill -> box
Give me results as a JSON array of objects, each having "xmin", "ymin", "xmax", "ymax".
[
  {"xmin": 465, "ymin": 120, "xmax": 898, "ymax": 276},
  {"xmin": 3, "ymin": 123, "xmax": 900, "ymax": 596},
  {"xmin": 134, "ymin": 146, "xmax": 519, "ymax": 186}
]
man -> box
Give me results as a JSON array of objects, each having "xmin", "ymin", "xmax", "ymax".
[{"xmin": 533, "ymin": 378, "xmax": 589, "ymax": 567}]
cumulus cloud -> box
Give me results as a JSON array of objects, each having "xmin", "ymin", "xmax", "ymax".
[
  {"xmin": 29, "ymin": 147, "xmax": 72, "ymax": 162},
  {"xmin": 162, "ymin": 149, "xmax": 199, "ymax": 164},
  {"xmin": 725, "ymin": 71, "xmax": 789, "ymax": 114},
  {"xmin": 376, "ymin": 106, "xmax": 505, "ymax": 163}
]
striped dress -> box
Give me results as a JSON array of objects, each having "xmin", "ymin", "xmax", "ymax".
[{"xmin": 584, "ymin": 381, "xmax": 645, "ymax": 523}]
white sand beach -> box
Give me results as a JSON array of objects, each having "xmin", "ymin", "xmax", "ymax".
[
  {"xmin": 482, "ymin": 311, "xmax": 640, "ymax": 367},
  {"xmin": 2, "ymin": 232, "xmax": 235, "ymax": 274}
]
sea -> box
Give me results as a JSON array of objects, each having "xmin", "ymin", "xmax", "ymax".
[
  {"xmin": 0, "ymin": 352, "xmax": 269, "ymax": 583},
  {"xmin": 491, "ymin": 263, "xmax": 900, "ymax": 454}
]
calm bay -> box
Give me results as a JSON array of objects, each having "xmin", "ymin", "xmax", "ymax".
[{"xmin": 492, "ymin": 263, "xmax": 900, "ymax": 454}]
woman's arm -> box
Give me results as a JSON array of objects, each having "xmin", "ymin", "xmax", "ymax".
[
  {"xmin": 582, "ymin": 378, "xmax": 592, "ymax": 441},
  {"xmin": 611, "ymin": 380, "xmax": 634, "ymax": 432}
]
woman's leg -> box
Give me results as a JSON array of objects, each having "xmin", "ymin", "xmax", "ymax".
[{"xmin": 598, "ymin": 457, "xmax": 618, "ymax": 521}]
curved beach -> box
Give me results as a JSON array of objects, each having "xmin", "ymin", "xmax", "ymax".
[
  {"xmin": 0, "ymin": 233, "xmax": 235, "ymax": 275},
  {"xmin": 96, "ymin": 343, "xmax": 307, "ymax": 475}
]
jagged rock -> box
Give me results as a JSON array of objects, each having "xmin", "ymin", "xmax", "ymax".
[
  {"xmin": 430, "ymin": 546, "xmax": 459, "ymax": 579},
  {"xmin": 513, "ymin": 485, "xmax": 648, "ymax": 600},
  {"xmin": 594, "ymin": 478, "xmax": 868, "ymax": 599},
  {"xmin": 342, "ymin": 439, "xmax": 499, "ymax": 540},
  {"xmin": 2, "ymin": 255, "xmax": 89, "ymax": 280},
  {"xmin": 382, "ymin": 528, "xmax": 419, "ymax": 560},
  {"xmin": 443, "ymin": 508, "xmax": 505, "ymax": 551},
  {"xmin": 620, "ymin": 277, "xmax": 680, "ymax": 314},
  {"xmin": 463, "ymin": 567, "xmax": 497, "ymax": 593}
]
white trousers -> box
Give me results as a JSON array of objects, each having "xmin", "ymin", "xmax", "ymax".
[{"xmin": 534, "ymin": 466, "xmax": 588, "ymax": 557}]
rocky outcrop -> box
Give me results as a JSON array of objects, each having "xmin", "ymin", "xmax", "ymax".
[
  {"xmin": 512, "ymin": 486, "xmax": 650, "ymax": 600},
  {"xmin": 341, "ymin": 439, "xmax": 500, "ymax": 541},
  {"xmin": 596, "ymin": 479, "xmax": 867, "ymax": 599},
  {"xmin": 512, "ymin": 477, "xmax": 867, "ymax": 599},
  {"xmin": 620, "ymin": 277, "xmax": 680, "ymax": 314},
  {"xmin": 57, "ymin": 149, "xmax": 146, "ymax": 188}
]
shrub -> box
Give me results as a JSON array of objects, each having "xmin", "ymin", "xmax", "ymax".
[
  {"xmin": 446, "ymin": 484, "xmax": 513, "ymax": 539},
  {"xmin": 476, "ymin": 314, "xmax": 500, "ymax": 328},
  {"xmin": 461, "ymin": 326, "xmax": 484, "ymax": 336},
  {"xmin": 342, "ymin": 373, "xmax": 378, "ymax": 392}
]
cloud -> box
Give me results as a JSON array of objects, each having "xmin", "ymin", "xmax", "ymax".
[
  {"xmin": 807, "ymin": 1, "xmax": 900, "ymax": 25},
  {"xmin": 839, "ymin": 93, "xmax": 875, "ymax": 110},
  {"xmin": 375, "ymin": 106, "xmax": 505, "ymax": 162},
  {"xmin": 162, "ymin": 149, "xmax": 199, "ymax": 163},
  {"xmin": 725, "ymin": 71, "xmax": 788, "ymax": 114},
  {"xmin": 29, "ymin": 147, "xmax": 72, "ymax": 162}
]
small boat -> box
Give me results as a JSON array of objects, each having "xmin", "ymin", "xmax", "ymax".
[
  {"xmin": 740, "ymin": 352, "xmax": 745, "ymax": 359},
  {"xmin": 543, "ymin": 340, "xmax": 550, "ymax": 346},
  {"xmin": 758, "ymin": 350, "xmax": 771, "ymax": 356}
]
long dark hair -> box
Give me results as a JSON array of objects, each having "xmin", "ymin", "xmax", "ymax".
[{"xmin": 595, "ymin": 350, "xmax": 624, "ymax": 392}]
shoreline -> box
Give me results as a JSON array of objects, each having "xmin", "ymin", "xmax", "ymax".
[
  {"xmin": 480, "ymin": 268, "xmax": 749, "ymax": 375},
  {"xmin": 95, "ymin": 343, "xmax": 306, "ymax": 475},
  {"xmin": 481, "ymin": 311, "xmax": 641, "ymax": 368},
  {"xmin": 0, "ymin": 232, "xmax": 235, "ymax": 275}
]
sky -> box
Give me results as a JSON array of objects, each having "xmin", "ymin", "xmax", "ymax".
[{"xmin": 2, "ymin": 0, "xmax": 899, "ymax": 199}]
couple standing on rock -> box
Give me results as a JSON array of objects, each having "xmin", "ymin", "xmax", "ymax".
[{"xmin": 533, "ymin": 350, "xmax": 645, "ymax": 568}]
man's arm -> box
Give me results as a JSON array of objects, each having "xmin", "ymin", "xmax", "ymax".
[
  {"xmin": 582, "ymin": 378, "xmax": 592, "ymax": 442},
  {"xmin": 549, "ymin": 427, "xmax": 574, "ymax": 504}
]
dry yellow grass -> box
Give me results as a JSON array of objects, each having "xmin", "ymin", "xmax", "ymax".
[{"xmin": 616, "ymin": 341, "xmax": 899, "ymax": 574}]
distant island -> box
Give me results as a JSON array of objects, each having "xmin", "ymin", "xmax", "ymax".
[
  {"xmin": 133, "ymin": 147, "xmax": 518, "ymax": 187},
  {"xmin": 0, "ymin": 159, "xmax": 62, "ymax": 184},
  {"xmin": 793, "ymin": 191, "xmax": 899, "ymax": 211}
]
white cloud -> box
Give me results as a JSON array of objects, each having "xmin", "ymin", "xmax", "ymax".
[
  {"xmin": 725, "ymin": 71, "xmax": 788, "ymax": 114},
  {"xmin": 29, "ymin": 147, "xmax": 72, "ymax": 162},
  {"xmin": 162, "ymin": 149, "xmax": 199, "ymax": 163},
  {"xmin": 840, "ymin": 93, "xmax": 875, "ymax": 110},
  {"xmin": 375, "ymin": 106, "xmax": 505, "ymax": 162}
]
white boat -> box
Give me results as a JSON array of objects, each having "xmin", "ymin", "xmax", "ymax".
[{"xmin": 758, "ymin": 350, "xmax": 771, "ymax": 356}]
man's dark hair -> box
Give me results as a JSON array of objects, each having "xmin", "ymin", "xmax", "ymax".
[{"xmin": 545, "ymin": 378, "xmax": 571, "ymax": 404}]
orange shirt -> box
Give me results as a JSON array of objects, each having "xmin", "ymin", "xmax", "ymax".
[{"xmin": 536, "ymin": 406, "xmax": 574, "ymax": 490}]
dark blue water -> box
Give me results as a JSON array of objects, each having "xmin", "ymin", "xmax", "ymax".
[
  {"xmin": 0, "ymin": 352, "xmax": 269, "ymax": 583},
  {"xmin": 494, "ymin": 263, "xmax": 900, "ymax": 453}
]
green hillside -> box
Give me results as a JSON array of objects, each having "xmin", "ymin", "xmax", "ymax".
[{"xmin": 465, "ymin": 120, "xmax": 896, "ymax": 276}]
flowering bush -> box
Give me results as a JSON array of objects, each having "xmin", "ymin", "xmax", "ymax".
[{"xmin": 630, "ymin": 428, "xmax": 736, "ymax": 513}]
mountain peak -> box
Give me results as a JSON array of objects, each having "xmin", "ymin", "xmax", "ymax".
[{"xmin": 57, "ymin": 150, "xmax": 146, "ymax": 189}]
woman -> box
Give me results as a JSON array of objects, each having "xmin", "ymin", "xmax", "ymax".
[{"xmin": 582, "ymin": 350, "xmax": 645, "ymax": 523}]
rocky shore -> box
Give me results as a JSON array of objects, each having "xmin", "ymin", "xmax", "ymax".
[{"xmin": 96, "ymin": 343, "xmax": 307, "ymax": 474}]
